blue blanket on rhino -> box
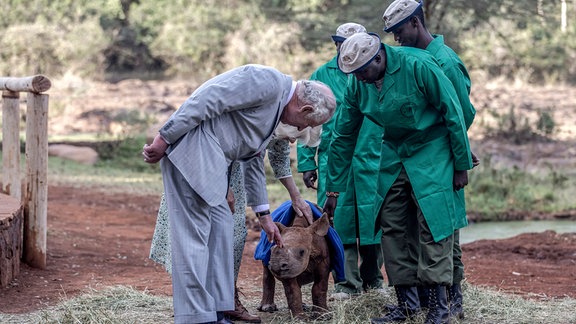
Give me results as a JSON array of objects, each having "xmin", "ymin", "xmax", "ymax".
[{"xmin": 253, "ymin": 200, "xmax": 346, "ymax": 282}]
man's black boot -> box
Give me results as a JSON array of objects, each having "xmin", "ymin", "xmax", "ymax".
[
  {"xmin": 371, "ymin": 286, "xmax": 420, "ymax": 323},
  {"xmin": 423, "ymin": 285, "xmax": 450, "ymax": 324},
  {"xmin": 418, "ymin": 285, "xmax": 430, "ymax": 309},
  {"xmin": 448, "ymin": 283, "xmax": 464, "ymax": 320}
]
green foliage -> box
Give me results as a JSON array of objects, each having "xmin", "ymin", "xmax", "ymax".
[
  {"xmin": 466, "ymin": 157, "xmax": 576, "ymax": 220},
  {"xmin": 484, "ymin": 104, "xmax": 557, "ymax": 144},
  {"xmin": 1, "ymin": 0, "xmax": 576, "ymax": 82},
  {"xmin": 95, "ymin": 135, "xmax": 159, "ymax": 173},
  {"xmin": 449, "ymin": 0, "xmax": 576, "ymax": 83},
  {"xmin": 0, "ymin": 19, "xmax": 107, "ymax": 77},
  {"xmin": 536, "ymin": 109, "xmax": 556, "ymax": 136}
]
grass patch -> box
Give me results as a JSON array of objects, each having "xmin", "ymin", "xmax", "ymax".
[
  {"xmin": 467, "ymin": 161, "xmax": 576, "ymax": 220},
  {"xmin": 47, "ymin": 155, "xmax": 163, "ymax": 196},
  {"xmin": 0, "ymin": 284, "xmax": 574, "ymax": 324},
  {"xmin": 2, "ymin": 137, "xmax": 575, "ymax": 215},
  {"xmin": 0, "ymin": 286, "xmax": 173, "ymax": 324}
]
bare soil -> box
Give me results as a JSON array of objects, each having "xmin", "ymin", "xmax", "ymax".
[
  {"xmin": 1, "ymin": 80, "xmax": 576, "ymax": 314},
  {"xmin": 0, "ymin": 184, "xmax": 574, "ymax": 314}
]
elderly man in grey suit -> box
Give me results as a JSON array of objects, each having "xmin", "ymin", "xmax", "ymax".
[{"xmin": 143, "ymin": 64, "xmax": 335, "ymax": 324}]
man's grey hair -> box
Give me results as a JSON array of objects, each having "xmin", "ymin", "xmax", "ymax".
[{"xmin": 296, "ymin": 80, "xmax": 336, "ymax": 124}]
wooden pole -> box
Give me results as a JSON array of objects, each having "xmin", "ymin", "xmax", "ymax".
[
  {"xmin": 1, "ymin": 91, "xmax": 22, "ymax": 201},
  {"xmin": 561, "ymin": 0, "xmax": 567, "ymax": 32},
  {"xmin": 0, "ymin": 75, "xmax": 51, "ymax": 93},
  {"xmin": 22, "ymin": 92, "xmax": 49, "ymax": 269}
]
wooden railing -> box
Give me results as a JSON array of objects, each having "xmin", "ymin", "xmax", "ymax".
[{"xmin": 1, "ymin": 75, "xmax": 51, "ymax": 269}]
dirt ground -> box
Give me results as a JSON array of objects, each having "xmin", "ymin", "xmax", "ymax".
[
  {"xmin": 1, "ymin": 80, "xmax": 576, "ymax": 314},
  {"xmin": 0, "ymin": 184, "xmax": 574, "ymax": 314}
]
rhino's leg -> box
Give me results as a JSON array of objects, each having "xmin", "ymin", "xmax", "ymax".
[
  {"xmin": 258, "ymin": 264, "xmax": 278, "ymax": 312},
  {"xmin": 282, "ymin": 278, "xmax": 305, "ymax": 318},
  {"xmin": 311, "ymin": 267, "xmax": 330, "ymax": 312}
]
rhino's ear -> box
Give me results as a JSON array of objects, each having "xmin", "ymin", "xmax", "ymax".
[
  {"xmin": 275, "ymin": 222, "xmax": 287, "ymax": 233},
  {"xmin": 310, "ymin": 214, "xmax": 330, "ymax": 236}
]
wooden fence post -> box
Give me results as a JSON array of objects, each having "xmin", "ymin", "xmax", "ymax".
[
  {"xmin": 1, "ymin": 90, "xmax": 22, "ymax": 201},
  {"xmin": 22, "ymin": 92, "xmax": 49, "ymax": 269},
  {"xmin": 0, "ymin": 75, "xmax": 50, "ymax": 272}
]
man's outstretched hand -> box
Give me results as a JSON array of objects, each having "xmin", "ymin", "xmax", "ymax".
[{"xmin": 259, "ymin": 215, "xmax": 284, "ymax": 248}]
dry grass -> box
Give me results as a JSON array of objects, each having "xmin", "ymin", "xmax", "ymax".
[{"xmin": 1, "ymin": 284, "xmax": 574, "ymax": 324}]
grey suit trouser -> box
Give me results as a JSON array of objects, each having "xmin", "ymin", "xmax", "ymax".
[{"xmin": 161, "ymin": 158, "xmax": 234, "ymax": 323}]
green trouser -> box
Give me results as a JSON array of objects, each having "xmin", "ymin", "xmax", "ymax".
[
  {"xmin": 379, "ymin": 167, "xmax": 453, "ymax": 286},
  {"xmin": 453, "ymin": 229, "xmax": 464, "ymax": 284},
  {"xmin": 334, "ymin": 243, "xmax": 385, "ymax": 294}
]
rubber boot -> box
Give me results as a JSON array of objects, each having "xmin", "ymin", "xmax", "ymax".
[
  {"xmin": 383, "ymin": 285, "xmax": 428, "ymax": 313},
  {"xmin": 371, "ymin": 286, "xmax": 420, "ymax": 323},
  {"xmin": 448, "ymin": 283, "xmax": 464, "ymax": 320},
  {"xmin": 423, "ymin": 285, "xmax": 450, "ymax": 324},
  {"xmin": 223, "ymin": 287, "xmax": 261, "ymax": 323},
  {"xmin": 418, "ymin": 285, "xmax": 430, "ymax": 309}
]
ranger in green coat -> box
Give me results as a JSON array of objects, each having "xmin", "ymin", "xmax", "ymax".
[
  {"xmin": 382, "ymin": 0, "xmax": 479, "ymax": 320},
  {"xmin": 323, "ymin": 32, "xmax": 473, "ymax": 324},
  {"xmin": 297, "ymin": 23, "xmax": 386, "ymax": 299}
]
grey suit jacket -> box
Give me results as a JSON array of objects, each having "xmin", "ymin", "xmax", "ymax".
[{"xmin": 159, "ymin": 65, "xmax": 293, "ymax": 207}]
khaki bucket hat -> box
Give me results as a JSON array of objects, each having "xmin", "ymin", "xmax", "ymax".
[
  {"xmin": 382, "ymin": 0, "xmax": 423, "ymax": 33},
  {"xmin": 331, "ymin": 22, "xmax": 367, "ymax": 43},
  {"xmin": 337, "ymin": 32, "xmax": 381, "ymax": 74}
]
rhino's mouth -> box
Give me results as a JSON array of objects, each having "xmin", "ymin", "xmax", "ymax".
[{"xmin": 268, "ymin": 265, "xmax": 302, "ymax": 279}]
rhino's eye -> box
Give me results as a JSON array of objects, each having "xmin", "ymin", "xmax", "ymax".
[{"xmin": 298, "ymin": 249, "xmax": 305, "ymax": 257}]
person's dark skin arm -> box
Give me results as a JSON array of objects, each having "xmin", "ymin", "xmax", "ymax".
[
  {"xmin": 471, "ymin": 152, "xmax": 480, "ymax": 168},
  {"xmin": 302, "ymin": 170, "xmax": 318, "ymax": 189},
  {"xmin": 453, "ymin": 170, "xmax": 469, "ymax": 191},
  {"xmin": 323, "ymin": 193, "xmax": 339, "ymax": 226}
]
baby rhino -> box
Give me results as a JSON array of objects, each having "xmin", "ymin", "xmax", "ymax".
[{"xmin": 259, "ymin": 214, "xmax": 332, "ymax": 319}]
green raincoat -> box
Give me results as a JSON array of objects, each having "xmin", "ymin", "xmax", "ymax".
[
  {"xmin": 427, "ymin": 35, "xmax": 476, "ymax": 129},
  {"xmin": 427, "ymin": 34, "xmax": 476, "ymax": 227},
  {"xmin": 297, "ymin": 56, "xmax": 383, "ymax": 245},
  {"xmin": 326, "ymin": 44, "xmax": 473, "ymax": 242}
]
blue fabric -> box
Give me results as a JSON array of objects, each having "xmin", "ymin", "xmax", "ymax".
[{"xmin": 254, "ymin": 200, "xmax": 346, "ymax": 282}]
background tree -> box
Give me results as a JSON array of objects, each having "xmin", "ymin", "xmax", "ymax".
[{"xmin": 1, "ymin": 0, "xmax": 574, "ymax": 83}]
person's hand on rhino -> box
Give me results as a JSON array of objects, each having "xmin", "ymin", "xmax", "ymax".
[
  {"xmin": 291, "ymin": 197, "xmax": 314, "ymax": 225},
  {"xmin": 259, "ymin": 215, "xmax": 284, "ymax": 248}
]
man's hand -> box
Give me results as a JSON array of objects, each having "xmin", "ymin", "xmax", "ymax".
[
  {"xmin": 292, "ymin": 197, "xmax": 313, "ymax": 225},
  {"xmin": 143, "ymin": 134, "xmax": 169, "ymax": 164},
  {"xmin": 471, "ymin": 151, "xmax": 480, "ymax": 168},
  {"xmin": 453, "ymin": 170, "xmax": 469, "ymax": 191},
  {"xmin": 302, "ymin": 171, "xmax": 318, "ymax": 189},
  {"xmin": 323, "ymin": 196, "xmax": 338, "ymax": 227},
  {"xmin": 259, "ymin": 215, "xmax": 284, "ymax": 248}
]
